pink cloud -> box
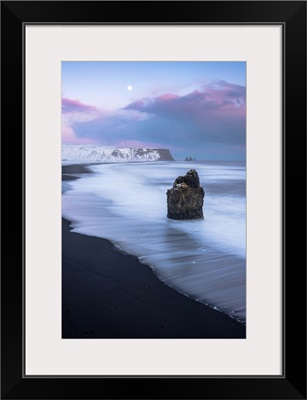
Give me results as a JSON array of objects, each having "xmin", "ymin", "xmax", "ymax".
[
  {"xmin": 157, "ymin": 93, "xmax": 180, "ymax": 101},
  {"xmin": 62, "ymin": 98, "xmax": 98, "ymax": 114}
]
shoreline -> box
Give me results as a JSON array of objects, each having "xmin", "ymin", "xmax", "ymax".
[{"xmin": 62, "ymin": 164, "xmax": 245, "ymax": 338}]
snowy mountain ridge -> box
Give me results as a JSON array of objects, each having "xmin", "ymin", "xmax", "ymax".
[{"xmin": 62, "ymin": 145, "xmax": 174, "ymax": 162}]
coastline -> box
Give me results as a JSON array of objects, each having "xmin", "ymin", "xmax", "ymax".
[{"xmin": 62, "ymin": 164, "xmax": 246, "ymax": 338}]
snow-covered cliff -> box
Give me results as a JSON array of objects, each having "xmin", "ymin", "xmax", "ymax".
[{"xmin": 62, "ymin": 145, "xmax": 174, "ymax": 162}]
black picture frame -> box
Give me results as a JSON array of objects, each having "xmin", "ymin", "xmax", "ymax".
[{"xmin": 1, "ymin": 1, "xmax": 306, "ymax": 399}]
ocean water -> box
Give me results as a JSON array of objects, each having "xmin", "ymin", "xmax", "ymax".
[{"xmin": 62, "ymin": 161, "xmax": 246, "ymax": 324}]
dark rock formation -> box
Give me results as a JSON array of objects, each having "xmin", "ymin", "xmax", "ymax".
[
  {"xmin": 167, "ymin": 169, "xmax": 204, "ymax": 220},
  {"xmin": 153, "ymin": 149, "xmax": 175, "ymax": 161}
]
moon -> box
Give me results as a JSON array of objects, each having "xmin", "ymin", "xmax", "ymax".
[{"xmin": 127, "ymin": 85, "xmax": 132, "ymax": 91}]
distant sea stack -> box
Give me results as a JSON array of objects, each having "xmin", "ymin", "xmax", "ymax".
[
  {"xmin": 62, "ymin": 145, "xmax": 174, "ymax": 162},
  {"xmin": 167, "ymin": 169, "xmax": 204, "ymax": 220}
]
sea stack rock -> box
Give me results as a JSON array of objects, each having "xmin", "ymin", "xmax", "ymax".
[{"xmin": 167, "ymin": 169, "xmax": 204, "ymax": 220}]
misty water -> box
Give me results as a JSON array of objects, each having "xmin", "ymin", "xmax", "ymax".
[{"xmin": 62, "ymin": 161, "xmax": 246, "ymax": 324}]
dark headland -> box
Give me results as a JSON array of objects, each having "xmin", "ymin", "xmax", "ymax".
[{"xmin": 62, "ymin": 164, "xmax": 245, "ymax": 338}]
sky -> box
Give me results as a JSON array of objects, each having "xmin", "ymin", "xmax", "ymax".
[{"xmin": 62, "ymin": 62, "xmax": 246, "ymax": 160}]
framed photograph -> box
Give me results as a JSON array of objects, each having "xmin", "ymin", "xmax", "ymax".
[{"xmin": 1, "ymin": 1, "xmax": 306, "ymax": 399}]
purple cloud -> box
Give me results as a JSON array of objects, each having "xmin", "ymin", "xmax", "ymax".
[
  {"xmin": 62, "ymin": 80, "xmax": 246, "ymax": 160},
  {"xmin": 125, "ymin": 81, "xmax": 245, "ymax": 117}
]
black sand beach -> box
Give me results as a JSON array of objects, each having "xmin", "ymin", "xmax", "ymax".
[{"xmin": 62, "ymin": 165, "xmax": 245, "ymax": 338}]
